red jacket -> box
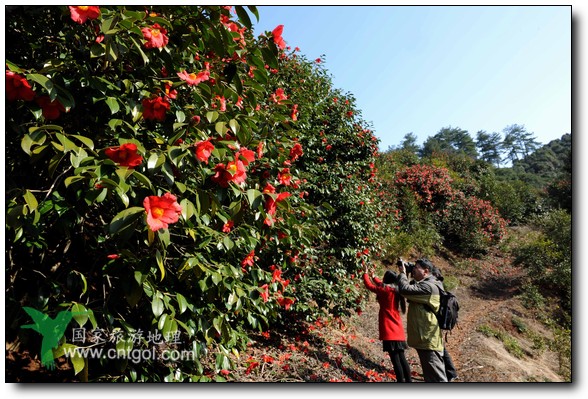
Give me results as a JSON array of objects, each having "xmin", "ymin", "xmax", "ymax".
[{"xmin": 363, "ymin": 273, "xmax": 406, "ymax": 341}]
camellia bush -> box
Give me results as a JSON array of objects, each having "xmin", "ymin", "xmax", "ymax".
[
  {"xmin": 375, "ymin": 151, "xmax": 508, "ymax": 257},
  {"xmin": 266, "ymin": 50, "xmax": 383, "ymax": 318},
  {"xmin": 5, "ymin": 6, "xmax": 382, "ymax": 381}
]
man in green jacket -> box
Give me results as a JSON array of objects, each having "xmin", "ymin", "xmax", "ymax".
[{"xmin": 397, "ymin": 258, "xmax": 447, "ymax": 382}]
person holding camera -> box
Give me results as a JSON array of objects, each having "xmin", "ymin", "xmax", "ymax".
[
  {"xmin": 363, "ymin": 264, "xmax": 413, "ymax": 382},
  {"xmin": 396, "ymin": 258, "xmax": 448, "ymax": 382}
]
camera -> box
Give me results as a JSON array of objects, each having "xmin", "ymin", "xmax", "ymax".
[{"xmin": 396, "ymin": 258, "xmax": 415, "ymax": 275}]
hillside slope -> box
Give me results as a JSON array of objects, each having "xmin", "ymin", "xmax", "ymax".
[{"xmin": 5, "ymin": 247, "xmax": 567, "ymax": 383}]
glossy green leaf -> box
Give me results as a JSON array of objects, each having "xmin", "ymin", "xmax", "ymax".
[
  {"xmin": 27, "ymin": 73, "xmax": 53, "ymax": 92},
  {"xmin": 158, "ymin": 313, "xmax": 168, "ymax": 330},
  {"xmin": 215, "ymin": 121, "xmax": 226, "ymax": 135},
  {"xmin": 206, "ymin": 111, "xmax": 218, "ymax": 123},
  {"xmin": 156, "ymin": 249, "xmax": 165, "ymax": 281},
  {"xmin": 71, "ymin": 135, "xmax": 94, "ymax": 150},
  {"xmin": 105, "ymin": 97, "xmax": 120, "ymax": 115},
  {"xmin": 235, "ymin": 6, "xmax": 253, "ymax": 30},
  {"xmin": 108, "ymin": 206, "xmax": 144, "ymax": 235},
  {"xmin": 23, "ymin": 190, "xmax": 38, "ymax": 212},
  {"xmin": 176, "ymin": 293, "xmax": 188, "ymax": 314},
  {"xmin": 246, "ymin": 189, "xmax": 263, "ymax": 209},
  {"xmin": 152, "ymin": 295, "xmax": 164, "ymax": 318},
  {"xmin": 228, "ymin": 119, "xmax": 239, "ymax": 135},
  {"xmin": 71, "ymin": 303, "xmax": 89, "ymax": 327}
]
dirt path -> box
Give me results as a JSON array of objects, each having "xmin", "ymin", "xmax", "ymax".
[{"xmin": 433, "ymin": 254, "xmax": 565, "ymax": 382}]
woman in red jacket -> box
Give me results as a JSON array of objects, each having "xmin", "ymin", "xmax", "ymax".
[{"xmin": 363, "ymin": 265, "xmax": 412, "ymax": 382}]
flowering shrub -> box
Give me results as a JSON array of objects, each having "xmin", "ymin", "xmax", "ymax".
[
  {"xmin": 5, "ymin": 6, "xmax": 382, "ymax": 381},
  {"xmin": 376, "ymin": 152, "xmax": 508, "ymax": 257},
  {"xmin": 267, "ymin": 49, "xmax": 383, "ymax": 318}
]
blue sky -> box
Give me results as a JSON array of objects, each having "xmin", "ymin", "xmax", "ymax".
[{"xmin": 251, "ymin": 5, "xmax": 572, "ymax": 152}]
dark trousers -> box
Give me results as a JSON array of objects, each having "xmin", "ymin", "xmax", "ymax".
[
  {"xmin": 444, "ymin": 347, "xmax": 458, "ymax": 381},
  {"xmin": 387, "ymin": 350, "xmax": 412, "ymax": 382},
  {"xmin": 416, "ymin": 349, "xmax": 448, "ymax": 382}
]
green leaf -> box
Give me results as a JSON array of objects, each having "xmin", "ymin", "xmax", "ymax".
[
  {"xmin": 180, "ymin": 198, "xmax": 195, "ymax": 221},
  {"xmin": 108, "ymin": 118, "xmax": 124, "ymax": 131},
  {"xmin": 64, "ymin": 175, "xmax": 86, "ymax": 187},
  {"xmin": 156, "ymin": 249, "xmax": 165, "ymax": 281},
  {"xmin": 161, "ymin": 162, "xmax": 175, "ymax": 185},
  {"xmin": 261, "ymin": 47, "xmax": 278, "ymax": 70},
  {"xmin": 109, "ymin": 207, "xmax": 145, "ymax": 235},
  {"xmin": 132, "ymin": 171, "xmax": 154, "ymax": 191},
  {"xmin": 71, "ymin": 135, "xmax": 94, "ymax": 150},
  {"xmin": 27, "ymin": 73, "xmax": 53, "ymax": 93},
  {"xmin": 105, "ymin": 97, "xmax": 120, "ymax": 115},
  {"xmin": 152, "ymin": 295, "xmax": 164, "ymax": 318},
  {"xmin": 48, "ymin": 154, "xmax": 65, "ymax": 177},
  {"xmin": 228, "ymin": 119, "xmax": 239, "ymax": 135},
  {"xmin": 71, "ymin": 303, "xmax": 89, "ymax": 327},
  {"xmin": 163, "ymin": 318, "xmax": 178, "ymax": 342},
  {"xmin": 206, "ymin": 111, "xmax": 218, "ymax": 123},
  {"xmin": 175, "ymin": 110, "xmax": 186, "ymax": 123},
  {"xmin": 235, "ymin": 6, "xmax": 253, "ymax": 30},
  {"xmin": 223, "ymin": 236, "xmax": 234, "ymax": 251},
  {"xmin": 130, "ymin": 36, "xmax": 149, "ymax": 65},
  {"xmin": 158, "ymin": 313, "xmax": 168, "ymax": 330},
  {"xmin": 90, "ymin": 43, "xmax": 106, "ymax": 58},
  {"xmin": 158, "ymin": 228, "xmax": 171, "ymax": 248},
  {"xmin": 215, "ymin": 121, "xmax": 226, "ymax": 135},
  {"xmin": 6, "ymin": 60, "xmax": 24, "ymax": 73},
  {"xmin": 21, "ymin": 130, "xmax": 47, "ymax": 155},
  {"xmin": 176, "ymin": 294, "xmax": 188, "ymax": 314},
  {"xmin": 246, "ymin": 189, "xmax": 263, "ymax": 209},
  {"xmin": 247, "ymin": 6, "xmax": 259, "ymax": 21},
  {"xmin": 23, "ymin": 190, "xmax": 38, "ymax": 212},
  {"xmin": 52, "ymin": 343, "xmax": 84, "ymax": 375},
  {"xmin": 55, "ymin": 133, "xmax": 78, "ymax": 153},
  {"xmin": 147, "ymin": 153, "xmax": 165, "ymax": 170}
]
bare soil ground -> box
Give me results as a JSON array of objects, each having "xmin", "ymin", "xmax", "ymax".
[{"xmin": 5, "ymin": 247, "xmax": 568, "ymax": 383}]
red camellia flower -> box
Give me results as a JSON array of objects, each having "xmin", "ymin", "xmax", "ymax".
[
  {"xmin": 270, "ymin": 88, "xmax": 287, "ymax": 103},
  {"xmin": 69, "ymin": 6, "xmax": 101, "ymax": 24},
  {"xmin": 141, "ymin": 23, "xmax": 169, "ymax": 49},
  {"xmin": 143, "ymin": 193, "xmax": 182, "ymax": 232},
  {"xmin": 36, "ymin": 96, "xmax": 65, "ymax": 120},
  {"xmin": 142, "ymin": 96, "xmax": 170, "ymax": 121},
  {"xmin": 256, "ymin": 141, "xmax": 265, "ymax": 159},
  {"xmin": 211, "ymin": 159, "xmax": 247, "ymax": 188},
  {"xmin": 163, "ymin": 82, "xmax": 177, "ymax": 100},
  {"xmin": 290, "ymin": 104, "xmax": 299, "ymax": 121},
  {"xmin": 241, "ymin": 250, "xmax": 256, "ymax": 272},
  {"xmin": 236, "ymin": 147, "xmax": 255, "ymax": 166},
  {"xmin": 278, "ymin": 168, "xmax": 292, "ymax": 186},
  {"xmin": 276, "ymin": 296, "xmax": 295, "ymax": 310},
  {"xmin": 289, "ymin": 143, "xmax": 303, "ymax": 161},
  {"xmin": 104, "ymin": 143, "xmax": 143, "ymax": 168},
  {"xmin": 214, "ymin": 95, "xmax": 227, "ymax": 112},
  {"xmin": 259, "ymin": 284, "xmax": 269, "ymax": 303},
  {"xmin": 272, "ymin": 25, "xmax": 286, "ymax": 50},
  {"xmin": 263, "ymin": 185, "xmax": 291, "ymax": 226},
  {"xmin": 222, "ymin": 220, "xmax": 234, "ymax": 233},
  {"xmin": 6, "ymin": 71, "xmax": 36, "ymax": 101},
  {"xmin": 194, "ymin": 139, "xmax": 215, "ymax": 164},
  {"xmin": 177, "ymin": 69, "xmax": 210, "ymax": 86}
]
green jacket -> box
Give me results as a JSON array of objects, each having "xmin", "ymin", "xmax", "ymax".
[{"xmin": 397, "ymin": 274, "xmax": 444, "ymax": 352}]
